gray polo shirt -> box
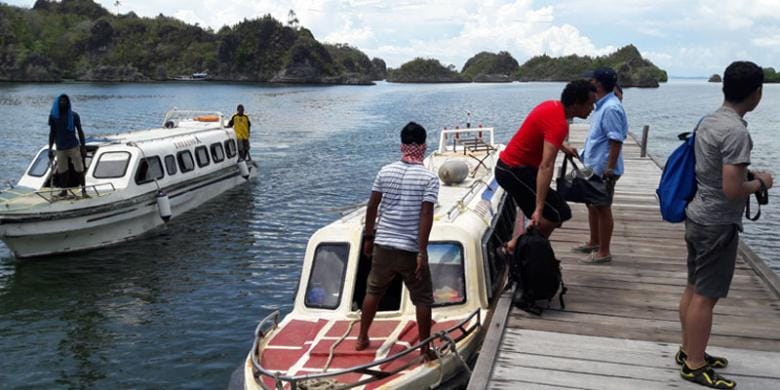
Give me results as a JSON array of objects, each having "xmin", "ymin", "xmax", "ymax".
[{"xmin": 686, "ymin": 106, "xmax": 752, "ymax": 229}]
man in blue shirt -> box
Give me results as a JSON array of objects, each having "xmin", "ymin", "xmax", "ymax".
[
  {"xmin": 48, "ymin": 94, "xmax": 87, "ymax": 197},
  {"xmin": 576, "ymin": 68, "xmax": 628, "ymax": 264}
]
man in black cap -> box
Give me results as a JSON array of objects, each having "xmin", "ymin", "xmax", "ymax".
[{"xmin": 574, "ymin": 67, "xmax": 628, "ymax": 264}]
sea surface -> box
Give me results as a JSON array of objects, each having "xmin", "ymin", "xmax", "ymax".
[{"xmin": 1, "ymin": 80, "xmax": 778, "ymax": 388}]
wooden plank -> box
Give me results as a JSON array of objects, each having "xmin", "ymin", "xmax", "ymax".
[{"xmin": 467, "ymin": 285, "xmax": 516, "ymax": 390}]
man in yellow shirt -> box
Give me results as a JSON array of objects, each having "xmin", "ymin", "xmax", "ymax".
[{"xmin": 228, "ymin": 104, "xmax": 251, "ymax": 160}]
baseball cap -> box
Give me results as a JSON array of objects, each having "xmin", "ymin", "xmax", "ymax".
[{"xmin": 584, "ymin": 67, "xmax": 618, "ymax": 90}]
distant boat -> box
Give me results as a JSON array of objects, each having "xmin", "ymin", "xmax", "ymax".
[
  {"xmin": 173, "ymin": 71, "xmax": 209, "ymax": 81},
  {"xmin": 0, "ymin": 109, "xmax": 258, "ymax": 258}
]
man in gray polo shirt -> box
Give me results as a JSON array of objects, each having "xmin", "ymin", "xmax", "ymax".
[{"xmin": 677, "ymin": 61, "xmax": 773, "ymax": 389}]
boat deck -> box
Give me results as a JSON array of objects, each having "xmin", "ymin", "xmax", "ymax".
[{"xmin": 468, "ymin": 124, "xmax": 780, "ymax": 390}]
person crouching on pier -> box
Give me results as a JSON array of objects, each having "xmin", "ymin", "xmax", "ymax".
[
  {"xmin": 357, "ymin": 122, "xmax": 439, "ymax": 360},
  {"xmin": 677, "ymin": 61, "xmax": 773, "ymax": 389}
]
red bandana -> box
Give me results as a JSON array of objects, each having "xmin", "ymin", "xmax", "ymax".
[{"xmin": 401, "ymin": 143, "xmax": 426, "ymax": 164}]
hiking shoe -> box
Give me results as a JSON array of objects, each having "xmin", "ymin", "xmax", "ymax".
[
  {"xmin": 680, "ymin": 363, "xmax": 736, "ymax": 389},
  {"xmin": 572, "ymin": 243, "xmax": 599, "ymax": 253},
  {"xmin": 578, "ymin": 253, "xmax": 612, "ymax": 265},
  {"xmin": 675, "ymin": 347, "xmax": 728, "ymax": 368}
]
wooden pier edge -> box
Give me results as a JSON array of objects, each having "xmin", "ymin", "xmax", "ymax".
[{"xmin": 466, "ymin": 285, "xmax": 515, "ymax": 390}]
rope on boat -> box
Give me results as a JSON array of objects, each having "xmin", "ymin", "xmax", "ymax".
[{"xmin": 324, "ymin": 316, "xmax": 360, "ymax": 372}]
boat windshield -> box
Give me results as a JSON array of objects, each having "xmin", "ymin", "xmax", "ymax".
[
  {"xmin": 27, "ymin": 149, "xmax": 50, "ymax": 177},
  {"xmin": 305, "ymin": 243, "xmax": 350, "ymax": 309},
  {"xmin": 429, "ymin": 242, "xmax": 466, "ymax": 306}
]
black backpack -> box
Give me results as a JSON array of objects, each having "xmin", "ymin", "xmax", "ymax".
[{"xmin": 509, "ymin": 227, "xmax": 567, "ymax": 315}]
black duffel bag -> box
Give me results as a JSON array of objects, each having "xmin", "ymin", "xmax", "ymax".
[{"xmin": 556, "ymin": 155, "xmax": 610, "ymax": 206}]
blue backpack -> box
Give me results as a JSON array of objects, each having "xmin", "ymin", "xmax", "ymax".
[{"xmin": 656, "ymin": 120, "xmax": 702, "ymax": 223}]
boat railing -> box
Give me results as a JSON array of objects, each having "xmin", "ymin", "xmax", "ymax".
[
  {"xmin": 34, "ymin": 182, "xmax": 117, "ymax": 204},
  {"xmin": 446, "ymin": 179, "xmax": 488, "ymax": 221},
  {"xmin": 250, "ymin": 308, "xmax": 482, "ymax": 390},
  {"xmin": 162, "ymin": 109, "xmax": 225, "ymax": 128},
  {"xmin": 438, "ymin": 128, "xmax": 495, "ymax": 154}
]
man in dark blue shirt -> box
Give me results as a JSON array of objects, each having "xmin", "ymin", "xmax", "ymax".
[{"xmin": 48, "ymin": 94, "xmax": 87, "ymax": 197}]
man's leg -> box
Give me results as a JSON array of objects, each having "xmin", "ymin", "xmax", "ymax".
[
  {"xmin": 356, "ymin": 293, "xmax": 381, "ymax": 349},
  {"xmin": 678, "ymin": 284, "xmax": 695, "ymax": 353},
  {"xmin": 587, "ymin": 204, "xmax": 600, "ymax": 246},
  {"xmin": 683, "ymin": 293, "xmax": 718, "ymax": 368},
  {"xmin": 594, "ymin": 205, "xmax": 613, "ymax": 258},
  {"xmin": 416, "ymin": 304, "xmax": 433, "ymax": 358}
]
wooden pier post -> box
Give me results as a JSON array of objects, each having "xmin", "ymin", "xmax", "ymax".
[{"xmin": 640, "ymin": 125, "xmax": 650, "ymax": 157}]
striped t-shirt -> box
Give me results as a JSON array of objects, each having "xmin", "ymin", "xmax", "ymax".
[{"xmin": 372, "ymin": 161, "xmax": 439, "ymax": 253}]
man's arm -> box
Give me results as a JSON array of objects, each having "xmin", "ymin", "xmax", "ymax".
[
  {"xmin": 75, "ymin": 114, "xmax": 85, "ymax": 147},
  {"xmin": 533, "ymin": 141, "xmax": 558, "ymax": 225},
  {"xmin": 722, "ymin": 164, "xmax": 772, "ymax": 200},
  {"xmin": 227, "ymin": 116, "xmax": 234, "ymax": 128},
  {"xmin": 247, "ymin": 117, "xmax": 251, "ymax": 132},
  {"xmin": 604, "ymin": 140, "xmax": 622, "ymax": 176},
  {"xmin": 363, "ymin": 191, "xmax": 382, "ymax": 256},
  {"xmin": 415, "ymin": 201, "xmax": 434, "ymax": 280},
  {"xmin": 48, "ymin": 117, "xmax": 55, "ymax": 157}
]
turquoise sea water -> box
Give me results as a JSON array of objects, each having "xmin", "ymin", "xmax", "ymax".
[{"xmin": 0, "ymin": 80, "xmax": 778, "ymax": 388}]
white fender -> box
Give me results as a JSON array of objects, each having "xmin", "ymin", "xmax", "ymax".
[
  {"xmin": 438, "ymin": 159, "xmax": 469, "ymax": 185},
  {"xmin": 238, "ymin": 160, "xmax": 250, "ymax": 179},
  {"xmin": 156, "ymin": 191, "xmax": 172, "ymax": 222}
]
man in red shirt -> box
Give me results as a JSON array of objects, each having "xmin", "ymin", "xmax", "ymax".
[{"xmin": 496, "ymin": 80, "xmax": 597, "ymax": 241}]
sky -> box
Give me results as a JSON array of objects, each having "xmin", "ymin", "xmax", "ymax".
[{"xmin": 7, "ymin": 0, "xmax": 780, "ymax": 76}]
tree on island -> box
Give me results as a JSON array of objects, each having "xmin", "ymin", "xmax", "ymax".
[
  {"xmin": 386, "ymin": 58, "xmax": 465, "ymax": 83},
  {"xmin": 460, "ymin": 51, "xmax": 519, "ymax": 82}
]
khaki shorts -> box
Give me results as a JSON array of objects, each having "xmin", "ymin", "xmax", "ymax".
[
  {"xmin": 685, "ymin": 220, "xmax": 739, "ymax": 298},
  {"xmin": 367, "ymin": 244, "xmax": 434, "ymax": 306},
  {"xmin": 55, "ymin": 147, "xmax": 84, "ymax": 174}
]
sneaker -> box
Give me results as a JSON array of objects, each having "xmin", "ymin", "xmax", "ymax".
[
  {"xmin": 680, "ymin": 363, "xmax": 736, "ymax": 389},
  {"xmin": 577, "ymin": 253, "xmax": 612, "ymax": 265},
  {"xmin": 571, "ymin": 243, "xmax": 599, "ymax": 253},
  {"xmin": 57, "ymin": 190, "xmax": 68, "ymax": 197},
  {"xmin": 675, "ymin": 347, "xmax": 728, "ymax": 369}
]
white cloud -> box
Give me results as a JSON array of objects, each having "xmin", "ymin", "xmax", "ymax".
[{"xmin": 752, "ymin": 35, "xmax": 780, "ymax": 47}]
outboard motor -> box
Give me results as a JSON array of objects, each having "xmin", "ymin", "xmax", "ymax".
[
  {"xmin": 237, "ymin": 160, "xmax": 250, "ymax": 179},
  {"xmin": 156, "ymin": 190, "xmax": 172, "ymax": 222}
]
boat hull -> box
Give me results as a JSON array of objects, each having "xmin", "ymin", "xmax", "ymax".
[{"xmin": 0, "ymin": 163, "xmax": 258, "ymax": 258}]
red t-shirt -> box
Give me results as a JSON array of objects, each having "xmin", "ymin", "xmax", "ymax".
[{"xmin": 499, "ymin": 100, "xmax": 569, "ymax": 168}]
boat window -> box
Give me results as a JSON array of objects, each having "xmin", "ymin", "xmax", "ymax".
[
  {"xmin": 483, "ymin": 196, "xmax": 517, "ymax": 300},
  {"xmin": 164, "ymin": 155, "xmax": 177, "ymax": 175},
  {"xmin": 210, "ymin": 143, "xmax": 225, "ymax": 162},
  {"xmin": 177, "ymin": 150, "xmax": 195, "ymax": 173},
  {"xmin": 305, "ymin": 243, "xmax": 349, "ymax": 309},
  {"xmin": 93, "ymin": 151, "xmax": 131, "ymax": 179},
  {"xmin": 27, "ymin": 150, "xmax": 50, "ymax": 177},
  {"xmin": 134, "ymin": 156, "xmax": 164, "ymax": 185},
  {"xmin": 195, "ymin": 146, "xmax": 210, "ymax": 167},
  {"xmin": 224, "ymin": 139, "xmax": 237, "ymax": 158},
  {"xmin": 429, "ymin": 242, "xmax": 466, "ymax": 307}
]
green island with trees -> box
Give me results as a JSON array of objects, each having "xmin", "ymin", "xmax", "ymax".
[
  {"xmin": 710, "ymin": 68, "xmax": 780, "ymax": 83},
  {"xmin": 0, "ymin": 0, "xmax": 385, "ymax": 84}
]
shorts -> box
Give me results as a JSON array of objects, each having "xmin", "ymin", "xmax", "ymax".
[
  {"xmin": 590, "ymin": 175, "xmax": 620, "ymax": 207},
  {"xmin": 685, "ymin": 220, "xmax": 739, "ymax": 299},
  {"xmin": 366, "ymin": 244, "xmax": 434, "ymax": 306},
  {"xmin": 55, "ymin": 146, "xmax": 84, "ymax": 174},
  {"xmin": 237, "ymin": 139, "xmax": 250, "ymax": 153},
  {"xmin": 495, "ymin": 159, "xmax": 572, "ymax": 224}
]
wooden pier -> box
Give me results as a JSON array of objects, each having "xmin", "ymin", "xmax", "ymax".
[{"xmin": 468, "ymin": 124, "xmax": 780, "ymax": 390}]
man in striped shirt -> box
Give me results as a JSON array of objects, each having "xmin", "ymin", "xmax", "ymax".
[{"xmin": 356, "ymin": 122, "xmax": 439, "ymax": 360}]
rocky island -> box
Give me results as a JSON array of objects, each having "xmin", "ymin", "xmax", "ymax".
[
  {"xmin": 516, "ymin": 45, "xmax": 667, "ymax": 88},
  {"xmin": 0, "ymin": 0, "xmax": 383, "ymax": 84},
  {"xmin": 460, "ymin": 51, "xmax": 520, "ymax": 82},
  {"xmin": 386, "ymin": 58, "xmax": 464, "ymax": 83}
]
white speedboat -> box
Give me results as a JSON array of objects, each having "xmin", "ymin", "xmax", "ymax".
[
  {"xmin": 239, "ymin": 127, "xmax": 515, "ymax": 389},
  {"xmin": 0, "ymin": 110, "xmax": 258, "ymax": 258}
]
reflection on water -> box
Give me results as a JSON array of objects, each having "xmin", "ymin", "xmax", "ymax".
[{"xmin": 0, "ymin": 81, "xmax": 778, "ymax": 388}]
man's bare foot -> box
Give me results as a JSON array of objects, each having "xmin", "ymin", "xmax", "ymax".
[
  {"xmin": 355, "ymin": 337, "xmax": 369, "ymax": 351},
  {"xmin": 421, "ymin": 347, "xmax": 437, "ymax": 362}
]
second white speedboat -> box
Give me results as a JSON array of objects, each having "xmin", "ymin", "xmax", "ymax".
[{"xmin": 0, "ymin": 110, "xmax": 258, "ymax": 258}]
